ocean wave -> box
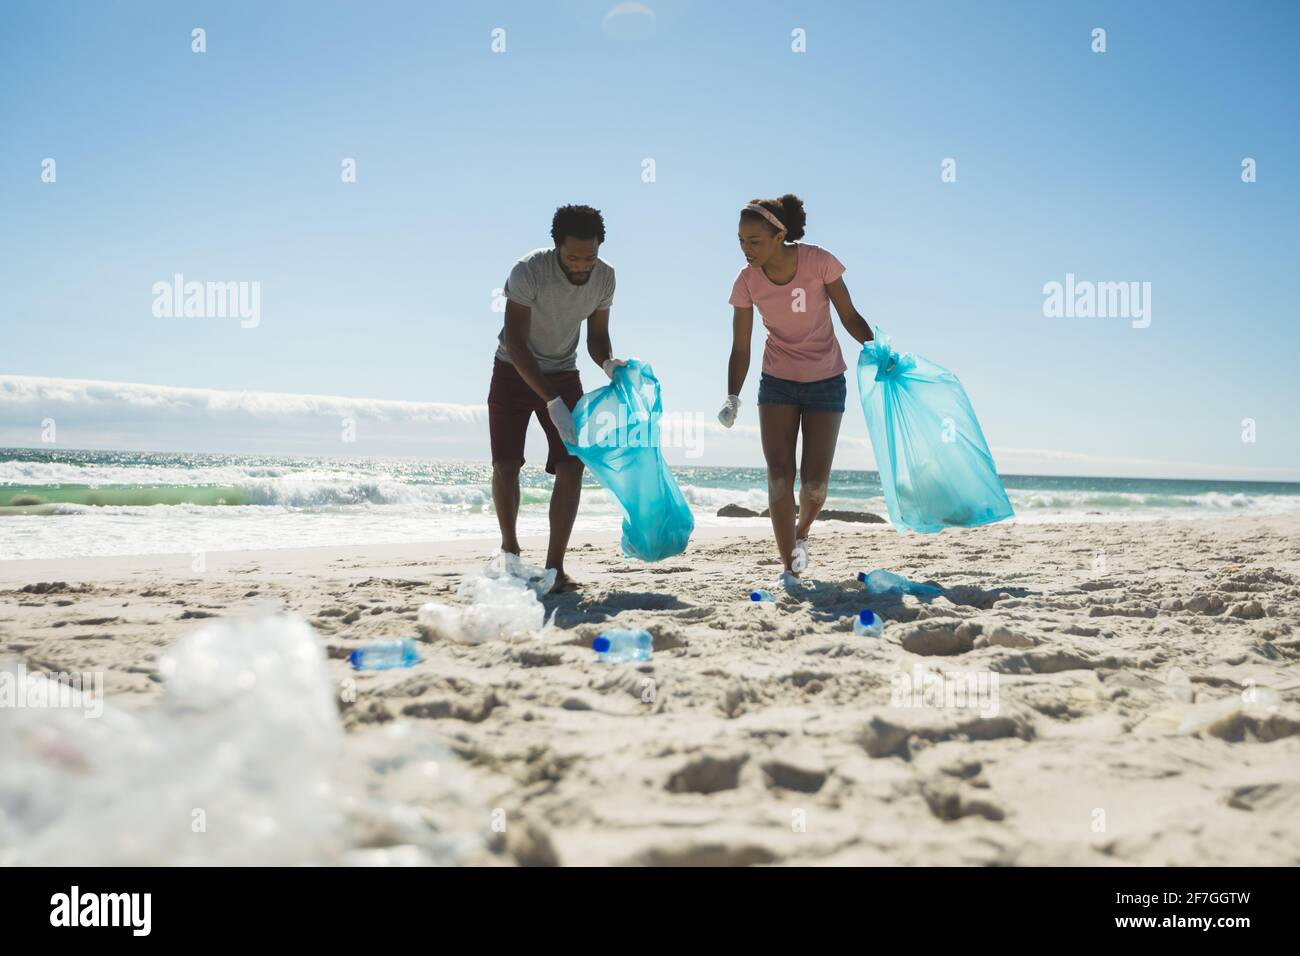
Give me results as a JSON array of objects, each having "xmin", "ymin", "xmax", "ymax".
[
  {"xmin": 0, "ymin": 460, "xmax": 293, "ymax": 487},
  {"xmin": 676, "ymin": 483, "xmax": 771, "ymax": 512},
  {"xmin": 0, "ymin": 476, "xmax": 630, "ymax": 512},
  {"xmin": 11, "ymin": 479, "xmax": 1293, "ymax": 519},
  {"xmin": 0, "ymin": 481, "xmax": 498, "ymax": 510},
  {"xmin": 1008, "ymin": 489, "xmax": 1293, "ymax": 512},
  {"xmin": 5, "ymin": 456, "xmax": 1298, "ymax": 521}
]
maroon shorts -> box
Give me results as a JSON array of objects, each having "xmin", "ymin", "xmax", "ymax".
[{"xmin": 487, "ymin": 359, "xmax": 584, "ymax": 474}]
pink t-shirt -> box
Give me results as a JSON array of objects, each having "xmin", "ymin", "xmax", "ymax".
[{"xmin": 728, "ymin": 243, "xmax": 848, "ymax": 382}]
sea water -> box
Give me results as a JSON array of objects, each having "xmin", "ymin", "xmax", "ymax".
[{"xmin": 3, "ymin": 447, "xmax": 1299, "ymax": 561}]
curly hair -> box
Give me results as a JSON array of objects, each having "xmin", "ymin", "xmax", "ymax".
[
  {"xmin": 551, "ymin": 204, "xmax": 606, "ymax": 245},
  {"xmin": 740, "ymin": 193, "xmax": 806, "ymax": 241}
]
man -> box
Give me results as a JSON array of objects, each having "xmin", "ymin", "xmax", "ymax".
[{"xmin": 488, "ymin": 204, "xmax": 625, "ymax": 593}]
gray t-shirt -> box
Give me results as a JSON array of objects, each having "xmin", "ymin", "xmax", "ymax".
[{"xmin": 495, "ymin": 247, "xmax": 615, "ymax": 373}]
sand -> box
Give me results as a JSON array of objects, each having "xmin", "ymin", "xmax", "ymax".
[{"xmin": 2, "ymin": 515, "xmax": 1299, "ymax": 866}]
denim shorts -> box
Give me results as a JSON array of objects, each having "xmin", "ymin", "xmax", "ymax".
[{"xmin": 757, "ymin": 372, "xmax": 847, "ymax": 414}]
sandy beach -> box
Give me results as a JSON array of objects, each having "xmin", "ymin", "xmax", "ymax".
[{"xmin": 3, "ymin": 515, "xmax": 1299, "ymax": 866}]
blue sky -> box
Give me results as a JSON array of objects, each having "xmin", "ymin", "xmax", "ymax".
[{"xmin": 1, "ymin": 0, "xmax": 1296, "ymax": 479}]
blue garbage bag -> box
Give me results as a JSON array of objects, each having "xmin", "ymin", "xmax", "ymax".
[
  {"xmin": 563, "ymin": 359, "xmax": 694, "ymax": 561},
  {"xmin": 856, "ymin": 331, "xmax": 1013, "ymax": 534}
]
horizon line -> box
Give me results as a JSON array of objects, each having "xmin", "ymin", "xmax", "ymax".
[{"xmin": 3, "ymin": 444, "xmax": 1299, "ymax": 488}]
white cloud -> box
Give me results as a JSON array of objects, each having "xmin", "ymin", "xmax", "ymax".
[
  {"xmin": 603, "ymin": 2, "xmax": 655, "ymax": 29},
  {"xmin": 0, "ymin": 374, "xmax": 489, "ymax": 457},
  {"xmin": 0, "ymin": 374, "xmax": 485, "ymax": 424},
  {"xmin": 1, "ymin": 374, "xmax": 1294, "ymax": 480}
]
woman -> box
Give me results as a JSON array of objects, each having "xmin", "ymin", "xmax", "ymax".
[{"xmin": 718, "ymin": 194, "xmax": 874, "ymax": 586}]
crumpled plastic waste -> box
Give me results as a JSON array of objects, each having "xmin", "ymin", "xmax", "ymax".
[
  {"xmin": 0, "ymin": 614, "xmax": 482, "ymax": 866},
  {"xmin": 417, "ymin": 552, "xmax": 555, "ymax": 644}
]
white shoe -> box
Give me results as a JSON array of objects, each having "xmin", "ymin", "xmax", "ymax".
[{"xmin": 791, "ymin": 538, "xmax": 809, "ymax": 573}]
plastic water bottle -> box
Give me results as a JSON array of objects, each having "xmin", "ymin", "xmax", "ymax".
[
  {"xmin": 750, "ymin": 590, "xmax": 777, "ymax": 602},
  {"xmin": 593, "ymin": 628, "xmax": 653, "ymax": 663},
  {"xmin": 349, "ymin": 638, "xmax": 421, "ymax": 671},
  {"xmin": 853, "ymin": 609, "xmax": 885, "ymax": 637},
  {"xmin": 857, "ymin": 569, "xmax": 941, "ymax": 598}
]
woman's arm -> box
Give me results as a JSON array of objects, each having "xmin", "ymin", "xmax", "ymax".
[
  {"xmin": 727, "ymin": 306, "xmax": 754, "ymax": 395},
  {"xmin": 826, "ymin": 278, "xmax": 874, "ymax": 344}
]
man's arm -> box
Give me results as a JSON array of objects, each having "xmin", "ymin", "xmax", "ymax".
[
  {"xmin": 503, "ymin": 300, "xmax": 558, "ymax": 400},
  {"xmin": 585, "ymin": 308, "xmax": 613, "ymax": 367},
  {"xmin": 826, "ymin": 278, "xmax": 874, "ymax": 344}
]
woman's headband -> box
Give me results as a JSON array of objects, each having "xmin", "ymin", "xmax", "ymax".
[{"xmin": 743, "ymin": 203, "xmax": 787, "ymax": 235}]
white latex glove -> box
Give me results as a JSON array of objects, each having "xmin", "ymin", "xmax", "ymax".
[
  {"xmin": 717, "ymin": 394, "xmax": 741, "ymax": 428},
  {"xmin": 601, "ymin": 357, "xmax": 628, "ymax": 379},
  {"xmin": 546, "ymin": 396, "xmax": 578, "ymax": 445}
]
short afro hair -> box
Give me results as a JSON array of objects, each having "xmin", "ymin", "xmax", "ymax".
[{"xmin": 551, "ymin": 204, "xmax": 606, "ymax": 245}]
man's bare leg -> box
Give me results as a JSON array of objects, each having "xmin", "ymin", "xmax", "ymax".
[
  {"xmin": 546, "ymin": 458, "xmax": 584, "ymax": 592},
  {"xmin": 492, "ymin": 460, "xmax": 522, "ymax": 555}
]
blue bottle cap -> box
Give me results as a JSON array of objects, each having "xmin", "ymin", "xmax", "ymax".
[
  {"xmin": 749, "ymin": 591, "xmax": 761, "ymax": 601},
  {"xmin": 348, "ymin": 649, "xmax": 361, "ymax": 668},
  {"xmin": 592, "ymin": 636, "xmax": 611, "ymax": 653},
  {"xmin": 859, "ymin": 609, "xmax": 875, "ymax": 625},
  {"xmin": 857, "ymin": 571, "xmax": 868, "ymax": 582}
]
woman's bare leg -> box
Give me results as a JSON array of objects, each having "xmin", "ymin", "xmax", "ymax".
[
  {"xmin": 795, "ymin": 411, "xmax": 843, "ymax": 540},
  {"xmin": 759, "ymin": 403, "xmax": 802, "ymax": 572}
]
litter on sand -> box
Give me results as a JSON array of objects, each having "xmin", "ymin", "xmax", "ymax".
[
  {"xmin": 0, "ymin": 614, "xmax": 481, "ymax": 865},
  {"xmin": 417, "ymin": 551, "xmax": 555, "ymax": 644}
]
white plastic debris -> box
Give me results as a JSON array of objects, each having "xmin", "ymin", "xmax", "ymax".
[
  {"xmin": 483, "ymin": 549, "xmax": 556, "ymax": 596},
  {"xmin": 417, "ymin": 552, "xmax": 555, "ymax": 644},
  {"xmin": 0, "ymin": 614, "xmax": 481, "ymax": 866},
  {"xmin": 1163, "ymin": 665, "xmax": 1194, "ymax": 703},
  {"xmin": 1139, "ymin": 684, "xmax": 1284, "ymax": 737}
]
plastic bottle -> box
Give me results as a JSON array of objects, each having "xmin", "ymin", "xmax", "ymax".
[
  {"xmin": 349, "ymin": 638, "xmax": 421, "ymax": 671},
  {"xmin": 853, "ymin": 609, "xmax": 885, "ymax": 637},
  {"xmin": 857, "ymin": 569, "xmax": 942, "ymax": 598},
  {"xmin": 750, "ymin": 590, "xmax": 777, "ymax": 602},
  {"xmin": 592, "ymin": 628, "xmax": 653, "ymax": 663}
]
